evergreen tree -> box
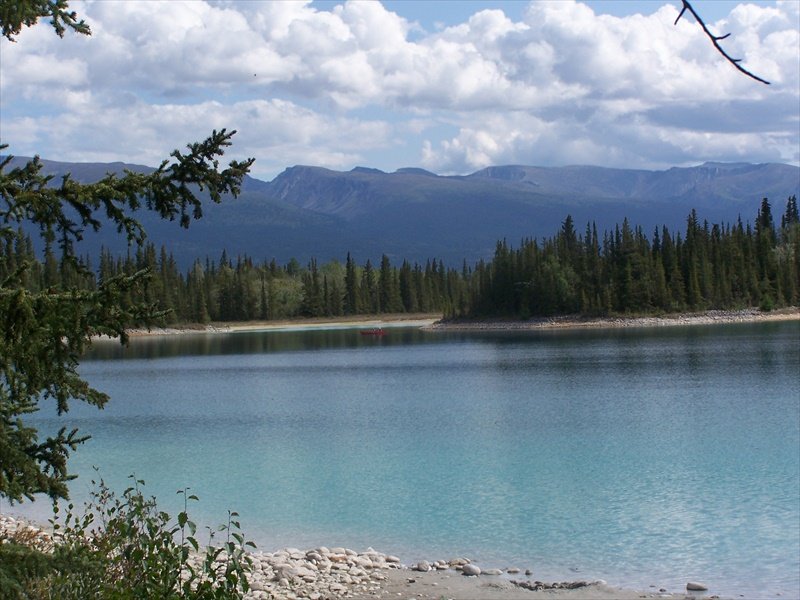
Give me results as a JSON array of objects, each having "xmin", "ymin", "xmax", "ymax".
[
  {"xmin": 360, "ymin": 259, "xmax": 378, "ymax": 313},
  {"xmin": 344, "ymin": 252, "xmax": 360, "ymax": 315},
  {"xmin": 781, "ymin": 195, "xmax": 799, "ymax": 237},
  {"xmin": 259, "ymin": 273, "xmax": 269, "ymax": 320},
  {"xmin": 300, "ymin": 259, "xmax": 324, "ymax": 317},
  {"xmin": 1, "ymin": 134, "xmax": 251, "ymax": 501},
  {"xmin": 378, "ymin": 254, "xmax": 402, "ymax": 313},
  {"xmin": 399, "ymin": 260, "xmax": 416, "ymax": 313}
]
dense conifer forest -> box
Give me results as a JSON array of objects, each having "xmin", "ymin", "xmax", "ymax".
[{"xmin": 2, "ymin": 197, "xmax": 798, "ymax": 324}]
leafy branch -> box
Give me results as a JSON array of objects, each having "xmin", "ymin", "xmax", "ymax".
[
  {"xmin": 0, "ymin": 130, "xmax": 253, "ymax": 503},
  {"xmin": 674, "ymin": 0, "xmax": 770, "ymax": 85}
]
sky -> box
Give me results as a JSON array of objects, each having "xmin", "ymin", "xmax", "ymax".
[{"xmin": 1, "ymin": 0, "xmax": 798, "ymax": 181}]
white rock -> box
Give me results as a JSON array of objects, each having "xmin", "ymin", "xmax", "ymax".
[
  {"xmin": 296, "ymin": 566, "xmax": 316, "ymax": 579},
  {"xmin": 317, "ymin": 559, "xmax": 332, "ymax": 571},
  {"xmin": 273, "ymin": 562, "xmax": 294, "ymax": 573},
  {"xmin": 686, "ymin": 581, "xmax": 709, "ymax": 591},
  {"xmin": 483, "ymin": 568, "xmax": 503, "ymax": 576},
  {"xmin": 386, "ymin": 555, "xmax": 401, "ymax": 563},
  {"xmin": 462, "ymin": 564, "xmax": 481, "ymax": 576},
  {"xmin": 355, "ymin": 556, "xmax": 374, "ymax": 569}
]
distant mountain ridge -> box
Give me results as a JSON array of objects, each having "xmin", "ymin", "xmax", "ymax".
[
  {"xmin": 4, "ymin": 156, "xmax": 798, "ymax": 267},
  {"xmin": 465, "ymin": 162, "xmax": 795, "ymax": 203}
]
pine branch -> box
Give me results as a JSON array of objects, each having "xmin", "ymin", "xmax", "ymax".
[{"xmin": 674, "ymin": 0, "xmax": 769, "ymax": 85}]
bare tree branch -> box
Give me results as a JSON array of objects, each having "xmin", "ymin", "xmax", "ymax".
[{"xmin": 675, "ymin": 0, "xmax": 770, "ymax": 85}]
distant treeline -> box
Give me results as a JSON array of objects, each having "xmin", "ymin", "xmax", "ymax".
[{"xmin": 2, "ymin": 197, "xmax": 798, "ymax": 323}]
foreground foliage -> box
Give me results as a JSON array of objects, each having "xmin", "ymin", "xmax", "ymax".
[
  {"xmin": 1, "ymin": 7, "xmax": 255, "ymax": 598},
  {"xmin": 0, "ymin": 476, "xmax": 254, "ymax": 599},
  {"xmin": 0, "ymin": 132, "xmax": 253, "ymax": 503},
  {"xmin": 1, "ymin": 0, "xmax": 253, "ymax": 506}
]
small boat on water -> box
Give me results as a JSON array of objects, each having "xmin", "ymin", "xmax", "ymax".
[{"xmin": 359, "ymin": 328, "xmax": 386, "ymax": 336}]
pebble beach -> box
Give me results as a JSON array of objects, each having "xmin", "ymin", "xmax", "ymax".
[{"xmin": 1, "ymin": 514, "xmax": 716, "ymax": 599}]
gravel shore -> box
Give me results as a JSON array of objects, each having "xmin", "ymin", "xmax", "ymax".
[
  {"xmin": 110, "ymin": 308, "xmax": 799, "ymax": 339},
  {"xmin": 423, "ymin": 307, "xmax": 799, "ymax": 332},
  {"xmin": 120, "ymin": 314, "xmax": 441, "ymax": 338},
  {"xmin": 1, "ymin": 514, "xmax": 720, "ymax": 600}
]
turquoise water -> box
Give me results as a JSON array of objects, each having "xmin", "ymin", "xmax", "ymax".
[{"xmin": 14, "ymin": 322, "xmax": 800, "ymax": 598}]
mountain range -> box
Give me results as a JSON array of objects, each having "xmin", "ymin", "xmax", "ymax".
[{"xmin": 5, "ymin": 156, "xmax": 799, "ymax": 268}]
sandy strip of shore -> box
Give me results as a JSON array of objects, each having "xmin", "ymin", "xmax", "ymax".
[
  {"xmin": 372, "ymin": 567, "xmax": 705, "ymax": 599},
  {"xmin": 423, "ymin": 307, "xmax": 799, "ymax": 332},
  {"xmin": 114, "ymin": 308, "xmax": 800, "ymax": 339},
  {"xmin": 121, "ymin": 313, "xmax": 441, "ymax": 338}
]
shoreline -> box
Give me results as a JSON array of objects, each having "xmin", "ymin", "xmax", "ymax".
[
  {"xmin": 120, "ymin": 313, "xmax": 442, "ymax": 338},
  {"xmin": 424, "ymin": 307, "xmax": 799, "ymax": 332},
  {"xmin": 0, "ymin": 514, "xmax": 719, "ymax": 599},
  {"xmin": 111, "ymin": 307, "xmax": 800, "ymax": 339}
]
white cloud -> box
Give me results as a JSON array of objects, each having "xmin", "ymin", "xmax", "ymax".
[
  {"xmin": 418, "ymin": 0, "xmax": 799, "ymax": 172},
  {"xmin": 1, "ymin": 93, "xmax": 392, "ymax": 179},
  {"xmin": 0, "ymin": 0, "xmax": 797, "ymax": 178}
]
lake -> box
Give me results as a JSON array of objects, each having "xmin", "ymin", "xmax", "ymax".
[{"xmin": 12, "ymin": 321, "xmax": 800, "ymax": 599}]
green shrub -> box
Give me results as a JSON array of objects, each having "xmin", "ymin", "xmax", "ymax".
[
  {"xmin": 1, "ymin": 475, "xmax": 255, "ymax": 599},
  {"xmin": 0, "ymin": 542, "xmax": 55, "ymax": 598}
]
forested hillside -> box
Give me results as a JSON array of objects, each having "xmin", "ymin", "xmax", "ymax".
[
  {"xmin": 2, "ymin": 197, "xmax": 797, "ymax": 323},
  {"xmin": 468, "ymin": 197, "xmax": 799, "ymax": 318}
]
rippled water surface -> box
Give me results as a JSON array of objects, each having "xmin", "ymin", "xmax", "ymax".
[{"xmin": 16, "ymin": 322, "xmax": 800, "ymax": 598}]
